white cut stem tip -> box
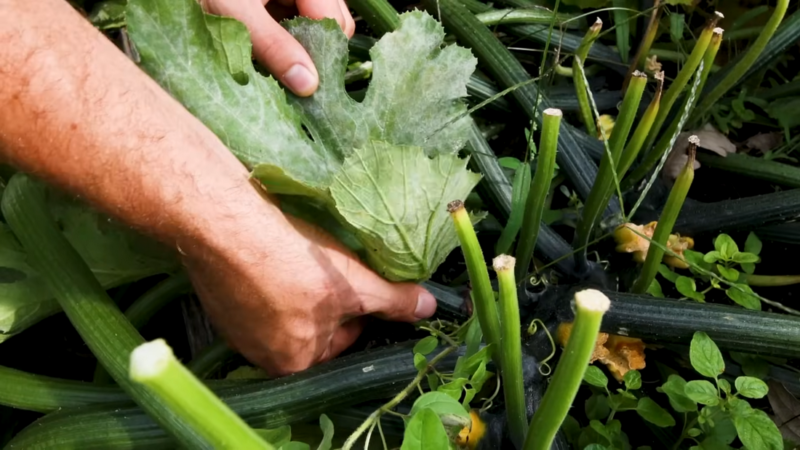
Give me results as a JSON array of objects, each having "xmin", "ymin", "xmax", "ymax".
[
  {"xmin": 130, "ymin": 339, "xmax": 174, "ymax": 381},
  {"xmin": 493, "ymin": 254, "xmax": 516, "ymax": 272},
  {"xmin": 632, "ymin": 70, "xmax": 647, "ymax": 79},
  {"xmin": 713, "ymin": 27, "xmax": 724, "ymax": 35},
  {"xmin": 688, "ymin": 135, "xmax": 700, "ymax": 146},
  {"xmin": 574, "ymin": 289, "xmax": 611, "ymax": 313},
  {"xmin": 714, "ymin": 11, "xmax": 724, "ymax": 19},
  {"xmin": 543, "ymin": 108, "xmax": 562, "ymax": 117}
]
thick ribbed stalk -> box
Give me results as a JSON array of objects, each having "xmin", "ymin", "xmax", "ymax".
[
  {"xmin": 514, "ymin": 109, "xmax": 561, "ymax": 280},
  {"xmin": 617, "ymin": 72, "xmax": 664, "ymax": 183},
  {"xmin": 743, "ymin": 274, "xmax": 800, "ymax": 287},
  {"xmin": 95, "ymin": 272, "xmax": 193, "ymax": 384},
  {"xmin": 524, "ymin": 290, "xmax": 610, "ymax": 450},
  {"xmin": 448, "ymin": 200, "xmax": 502, "ymax": 365},
  {"xmin": 346, "ymin": 0, "xmax": 399, "ymax": 36},
  {"xmin": 0, "ymin": 365, "xmax": 129, "ymax": 413},
  {"xmin": 632, "ymin": 139, "xmax": 696, "ymax": 294},
  {"xmin": 493, "ymin": 255, "xmax": 526, "ymax": 448},
  {"xmin": 624, "ymin": 27, "xmax": 722, "ymax": 190},
  {"xmin": 187, "ymin": 337, "xmax": 237, "ymax": 378},
  {"xmin": 130, "ymin": 339, "xmax": 272, "ymax": 449},
  {"xmin": 573, "ymin": 73, "xmax": 647, "ymax": 262},
  {"xmin": 639, "ymin": 14, "xmax": 721, "ymax": 156},
  {"xmin": 623, "ymin": 0, "xmax": 661, "ymax": 91},
  {"xmin": 574, "ymin": 19, "xmax": 603, "ymax": 136},
  {"xmin": 475, "ymin": 8, "xmax": 575, "ymax": 27},
  {"xmin": 693, "ymin": 0, "xmax": 789, "ymax": 119},
  {"xmin": 0, "ymin": 174, "xmax": 205, "ymax": 447},
  {"xmin": 696, "ymin": 152, "xmax": 800, "ymax": 189}
]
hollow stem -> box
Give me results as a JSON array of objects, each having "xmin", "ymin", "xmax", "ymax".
[
  {"xmin": 449, "ymin": 200, "xmax": 502, "ymax": 366},
  {"xmin": 514, "ymin": 109, "xmax": 561, "ymax": 281},
  {"xmin": 523, "ymin": 289, "xmax": 611, "ymax": 450},
  {"xmin": 574, "ymin": 19, "xmax": 603, "ymax": 136},
  {"xmin": 130, "ymin": 339, "xmax": 272, "ymax": 449},
  {"xmin": 346, "ymin": 0, "xmax": 399, "ymax": 36},
  {"xmin": 742, "ymin": 274, "xmax": 800, "ymax": 287},
  {"xmin": 623, "ymin": 0, "xmax": 661, "ymax": 91},
  {"xmin": 693, "ymin": 0, "xmax": 789, "ymax": 120},
  {"xmin": 475, "ymin": 8, "xmax": 575, "ymax": 27},
  {"xmin": 632, "ymin": 139, "xmax": 697, "ymax": 294},
  {"xmin": 493, "ymin": 255, "xmax": 526, "ymax": 448},
  {"xmin": 624, "ymin": 27, "xmax": 722, "ymax": 190},
  {"xmin": 573, "ymin": 73, "xmax": 647, "ymax": 267}
]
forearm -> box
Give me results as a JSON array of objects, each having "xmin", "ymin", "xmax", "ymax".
[{"xmin": 0, "ymin": 0, "xmax": 289, "ymax": 255}]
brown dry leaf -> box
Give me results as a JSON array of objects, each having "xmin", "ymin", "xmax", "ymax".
[
  {"xmin": 613, "ymin": 222, "xmax": 657, "ymax": 263},
  {"xmin": 767, "ymin": 380, "xmax": 800, "ymax": 444},
  {"xmin": 557, "ymin": 322, "xmax": 646, "ymax": 381},
  {"xmin": 744, "ymin": 132, "xmax": 783, "ymax": 154},
  {"xmin": 664, "ymin": 124, "xmax": 734, "ymax": 181}
]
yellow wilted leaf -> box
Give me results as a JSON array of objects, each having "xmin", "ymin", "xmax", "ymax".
[
  {"xmin": 597, "ymin": 114, "xmax": 615, "ymax": 141},
  {"xmin": 557, "ymin": 322, "xmax": 646, "ymax": 381}
]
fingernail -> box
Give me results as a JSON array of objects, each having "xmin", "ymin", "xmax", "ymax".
[
  {"xmin": 283, "ymin": 64, "xmax": 317, "ymax": 96},
  {"xmin": 415, "ymin": 291, "xmax": 437, "ymax": 319}
]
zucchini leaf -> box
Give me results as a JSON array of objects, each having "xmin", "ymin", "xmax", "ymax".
[
  {"xmin": 330, "ymin": 143, "xmax": 480, "ymax": 281},
  {"xmin": 127, "ymin": 0, "xmax": 481, "ymax": 281}
]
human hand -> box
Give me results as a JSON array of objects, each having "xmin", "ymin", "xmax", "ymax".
[
  {"xmin": 200, "ymin": 0, "xmax": 355, "ymax": 96},
  {"xmin": 181, "ymin": 183, "xmax": 437, "ymax": 376}
]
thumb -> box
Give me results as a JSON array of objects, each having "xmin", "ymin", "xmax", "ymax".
[{"xmin": 359, "ymin": 279, "xmax": 437, "ymax": 323}]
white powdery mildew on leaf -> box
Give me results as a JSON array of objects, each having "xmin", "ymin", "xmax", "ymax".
[
  {"xmin": 286, "ymin": 11, "xmax": 477, "ymax": 158},
  {"xmin": 330, "ymin": 143, "xmax": 481, "ymax": 281},
  {"xmin": 126, "ymin": 0, "xmax": 337, "ymax": 191}
]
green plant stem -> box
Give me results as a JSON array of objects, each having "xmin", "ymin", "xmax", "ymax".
[
  {"xmin": 574, "ymin": 19, "xmax": 603, "ymax": 136},
  {"xmin": 524, "ymin": 289, "xmax": 610, "ymax": 450},
  {"xmin": 475, "ymin": 8, "xmax": 575, "ymax": 27},
  {"xmin": 693, "ymin": 0, "xmax": 789, "ymax": 120},
  {"xmin": 130, "ymin": 339, "xmax": 272, "ymax": 449},
  {"xmin": 695, "ymin": 152, "xmax": 800, "ymax": 188},
  {"xmin": 346, "ymin": 0, "xmax": 399, "ymax": 35},
  {"xmin": 573, "ymin": 73, "xmax": 647, "ymax": 266},
  {"xmin": 495, "ymin": 162, "xmax": 531, "ymax": 256},
  {"xmin": 624, "ymin": 26, "xmax": 722, "ymax": 190},
  {"xmin": 514, "ymin": 109, "xmax": 561, "ymax": 280},
  {"xmin": 0, "ymin": 365, "xmax": 129, "ymax": 413},
  {"xmin": 449, "ymin": 200, "xmax": 502, "ymax": 366},
  {"xmin": 632, "ymin": 142, "xmax": 696, "ymax": 294},
  {"xmin": 0, "ymin": 174, "xmax": 204, "ymax": 448},
  {"xmin": 493, "ymin": 255, "xmax": 526, "ymax": 448},
  {"xmin": 342, "ymin": 346, "xmax": 456, "ymax": 450},
  {"xmin": 742, "ymin": 274, "xmax": 800, "ymax": 287},
  {"xmin": 186, "ymin": 337, "xmax": 237, "ymax": 378},
  {"xmin": 617, "ymin": 72, "xmax": 664, "ymax": 186},
  {"xmin": 624, "ymin": 0, "xmax": 661, "ymax": 91},
  {"xmin": 94, "ymin": 272, "xmax": 193, "ymax": 384}
]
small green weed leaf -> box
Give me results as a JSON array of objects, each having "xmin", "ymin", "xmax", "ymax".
[
  {"xmin": 704, "ymin": 251, "xmax": 723, "ymax": 264},
  {"xmin": 607, "ymin": 393, "xmax": 638, "ymax": 411},
  {"xmin": 624, "ymin": 370, "xmax": 642, "ymax": 391},
  {"xmin": 700, "ymin": 407, "xmax": 737, "ymax": 446},
  {"xmin": 725, "ymin": 284, "xmax": 761, "ymax": 310},
  {"xmin": 316, "ymin": 414, "xmax": 334, "ymax": 450},
  {"xmin": 690, "ymin": 331, "xmax": 725, "ymax": 378},
  {"xmin": 498, "ymin": 157, "xmax": 522, "ymax": 170},
  {"xmin": 464, "ymin": 319, "xmax": 483, "ymax": 359},
  {"xmin": 414, "ymin": 353, "xmax": 428, "ymax": 372},
  {"xmin": 470, "ymin": 362, "xmax": 491, "ymax": 392},
  {"xmin": 583, "ymin": 445, "xmax": 609, "ymax": 450},
  {"xmin": 401, "ymin": 408, "xmax": 450, "ymax": 450},
  {"xmin": 410, "ymin": 392, "xmax": 469, "ymax": 421},
  {"xmin": 658, "ymin": 264, "xmax": 680, "ymax": 283},
  {"xmin": 676, "ymin": 276, "xmax": 705, "ymax": 301},
  {"xmin": 741, "ymin": 262, "xmax": 756, "ymax": 275},
  {"xmin": 589, "ymin": 420, "xmax": 612, "ymax": 441},
  {"xmin": 687, "ymin": 428, "xmax": 701, "ymax": 438},
  {"xmin": 426, "ymin": 374, "xmax": 439, "ymax": 391},
  {"xmin": 659, "ymin": 375, "xmax": 697, "ymax": 412},
  {"xmin": 717, "ymin": 265, "xmax": 739, "ymax": 282},
  {"xmin": 732, "ymin": 408, "xmax": 783, "ymax": 450},
  {"xmin": 459, "ymin": 346, "xmax": 491, "ymax": 379},
  {"xmin": 730, "ymin": 352, "xmax": 770, "ymax": 379},
  {"xmin": 735, "ymin": 376, "xmax": 769, "ymax": 399},
  {"xmin": 586, "ymin": 393, "xmax": 611, "ymax": 421},
  {"xmin": 584, "ymin": 365, "xmax": 609, "ymax": 388},
  {"xmin": 636, "ymin": 397, "xmax": 676, "ymax": 427},
  {"xmin": 731, "ymin": 252, "xmax": 760, "ymax": 264},
  {"xmin": 745, "ymin": 232, "xmax": 762, "ymax": 256},
  {"xmin": 414, "ymin": 336, "xmax": 439, "ymax": 356},
  {"xmin": 647, "ymin": 279, "xmax": 665, "ymax": 298},
  {"xmin": 280, "ymin": 442, "xmax": 310, "ymax": 450},
  {"xmin": 331, "ymin": 143, "xmax": 481, "ymax": 281},
  {"xmin": 256, "ymin": 426, "xmax": 292, "ymax": 447},
  {"xmin": 437, "ymin": 378, "xmax": 467, "ymax": 400},
  {"xmin": 685, "ymin": 380, "xmax": 720, "ymax": 406},
  {"xmin": 89, "ymin": 0, "xmax": 127, "ymax": 30},
  {"xmin": 717, "ymin": 378, "xmax": 731, "ymax": 395},
  {"xmin": 715, "ymin": 234, "xmax": 739, "ymax": 258},
  {"xmin": 562, "ymin": 415, "xmax": 582, "ymax": 446},
  {"xmin": 462, "ymin": 387, "xmax": 477, "ymax": 409}
]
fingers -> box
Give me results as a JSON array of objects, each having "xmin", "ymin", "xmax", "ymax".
[
  {"xmin": 207, "ymin": 0, "xmax": 319, "ymax": 96},
  {"xmin": 338, "ymin": 0, "xmax": 356, "ymax": 37},
  {"xmin": 295, "ymin": 0, "xmax": 347, "ymax": 33},
  {"xmin": 357, "ymin": 277, "xmax": 438, "ymax": 323},
  {"xmin": 326, "ymin": 318, "xmax": 365, "ymax": 359}
]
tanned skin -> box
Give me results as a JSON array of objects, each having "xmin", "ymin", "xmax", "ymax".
[{"xmin": 0, "ymin": 0, "xmax": 436, "ymax": 376}]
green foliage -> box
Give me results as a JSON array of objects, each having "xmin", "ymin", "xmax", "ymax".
[
  {"xmin": 127, "ymin": 0, "xmax": 481, "ymax": 281},
  {"xmin": 400, "ymin": 408, "xmax": 450, "ymax": 450}
]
